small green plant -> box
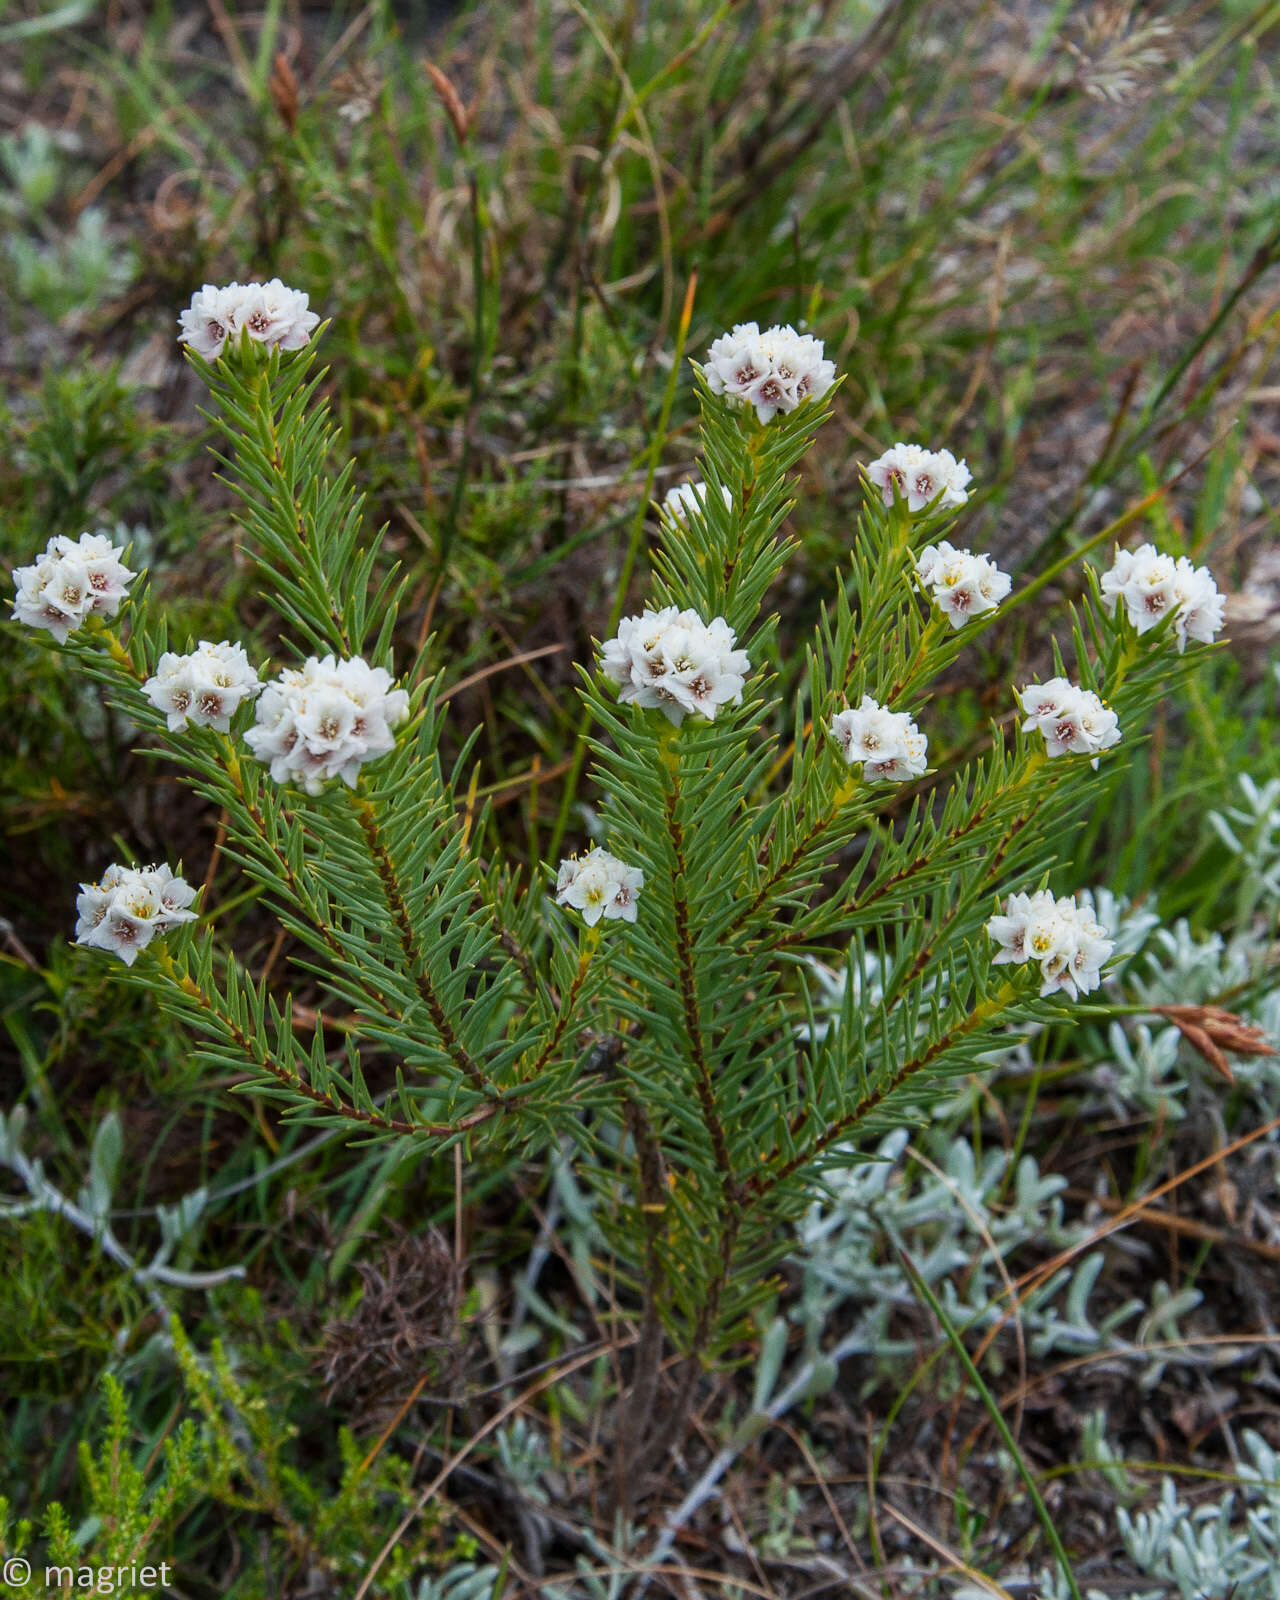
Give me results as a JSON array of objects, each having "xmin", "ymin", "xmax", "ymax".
[
  {"xmin": 0, "ymin": 1372, "xmax": 203, "ymax": 1600},
  {"xmin": 0, "ymin": 1323, "xmax": 450, "ymax": 1599}
]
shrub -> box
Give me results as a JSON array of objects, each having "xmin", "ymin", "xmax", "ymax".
[{"xmin": 13, "ymin": 294, "xmax": 1226, "ymax": 1494}]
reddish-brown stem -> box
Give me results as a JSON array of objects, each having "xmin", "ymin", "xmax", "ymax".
[
  {"xmin": 354, "ymin": 799, "xmax": 500, "ymax": 1102},
  {"xmin": 664, "ymin": 784, "xmax": 738, "ymax": 1202},
  {"xmin": 171, "ymin": 968, "xmax": 497, "ymax": 1139}
]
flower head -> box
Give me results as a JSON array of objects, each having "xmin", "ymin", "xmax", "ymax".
[
  {"xmin": 74, "ymin": 862, "xmax": 198, "ymax": 966},
  {"xmin": 244, "ymin": 654, "xmax": 410, "ymax": 794},
  {"xmin": 600, "ymin": 606, "xmax": 750, "ymax": 727},
  {"xmin": 703, "ymin": 323, "xmax": 836, "ymax": 423},
  {"xmin": 1018, "ymin": 677, "xmax": 1120, "ymax": 765},
  {"xmin": 555, "ymin": 848, "xmax": 644, "ymax": 927},
  {"xmin": 866, "ymin": 443, "xmax": 972, "ymax": 513},
  {"xmin": 10, "ymin": 530, "xmax": 136, "ymax": 643},
  {"xmin": 915, "ymin": 541, "xmax": 1011, "ymax": 627},
  {"xmin": 143, "ymin": 640, "xmax": 264, "ymax": 732},
  {"xmin": 828, "ymin": 695, "xmax": 928, "ymax": 782},
  {"xmin": 661, "ymin": 480, "xmax": 734, "ymax": 523},
  {"xmin": 1099, "ymin": 543, "xmax": 1224, "ymax": 653},
  {"xmin": 987, "ymin": 888, "xmax": 1114, "ymax": 1000},
  {"xmin": 178, "ymin": 279, "xmax": 319, "ymax": 359}
]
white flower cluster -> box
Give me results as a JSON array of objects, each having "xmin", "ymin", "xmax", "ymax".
[
  {"xmin": 916, "ymin": 541, "xmax": 1011, "ymax": 627},
  {"xmin": 178, "ymin": 279, "xmax": 320, "ymax": 360},
  {"xmin": 703, "ymin": 322, "xmax": 836, "ymax": 423},
  {"xmin": 1019, "ymin": 678, "xmax": 1121, "ymax": 765},
  {"xmin": 244, "ymin": 654, "xmax": 410, "ymax": 794},
  {"xmin": 555, "ymin": 848, "xmax": 643, "ymax": 926},
  {"xmin": 661, "ymin": 480, "xmax": 733, "ymax": 522},
  {"xmin": 143, "ymin": 640, "xmax": 263, "ymax": 732},
  {"xmin": 10, "ymin": 531, "xmax": 136, "ymax": 643},
  {"xmin": 828, "ymin": 694, "xmax": 928, "ymax": 782},
  {"xmin": 1100, "ymin": 543, "xmax": 1224, "ymax": 653},
  {"xmin": 74, "ymin": 863, "xmax": 198, "ymax": 967},
  {"xmin": 987, "ymin": 889, "xmax": 1115, "ymax": 1000},
  {"xmin": 867, "ymin": 443, "xmax": 972, "ymax": 513},
  {"xmin": 601, "ymin": 606, "xmax": 750, "ymax": 726}
]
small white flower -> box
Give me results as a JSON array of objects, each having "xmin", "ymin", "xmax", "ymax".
[
  {"xmin": 1171, "ymin": 559, "xmax": 1225, "ymax": 649},
  {"xmin": 1100, "ymin": 543, "xmax": 1224, "ymax": 653},
  {"xmin": 176, "ymin": 283, "xmax": 241, "ymax": 359},
  {"xmin": 915, "ymin": 541, "xmax": 1011, "ymax": 627},
  {"xmin": 661, "ymin": 480, "xmax": 734, "ymax": 523},
  {"xmin": 828, "ymin": 694, "xmax": 928, "ymax": 782},
  {"xmin": 607, "ymin": 864, "xmax": 644, "ymax": 922},
  {"xmin": 178, "ymin": 279, "xmax": 320, "ymax": 359},
  {"xmin": 1063, "ymin": 907, "xmax": 1114, "ymax": 996},
  {"xmin": 555, "ymin": 847, "xmax": 644, "ymax": 926},
  {"xmin": 1018, "ymin": 677, "xmax": 1120, "ymax": 764},
  {"xmin": 10, "ymin": 530, "xmax": 136, "ymax": 643},
  {"xmin": 74, "ymin": 862, "xmax": 199, "ymax": 967},
  {"xmin": 233, "ymin": 278, "xmax": 319, "ymax": 349},
  {"xmin": 703, "ymin": 322, "xmax": 836, "ymax": 423},
  {"xmin": 143, "ymin": 639, "xmax": 264, "ymax": 732},
  {"xmin": 867, "ymin": 443, "xmax": 972, "ymax": 513},
  {"xmin": 244, "ymin": 653, "xmax": 410, "ymax": 793},
  {"xmin": 987, "ymin": 890, "xmax": 1041, "ymax": 965},
  {"xmin": 987, "ymin": 889, "xmax": 1115, "ymax": 1000},
  {"xmin": 600, "ymin": 606, "xmax": 750, "ymax": 727}
]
